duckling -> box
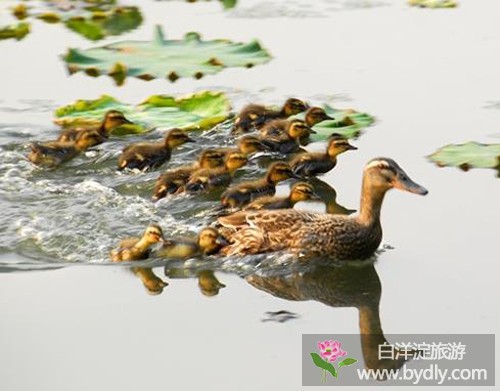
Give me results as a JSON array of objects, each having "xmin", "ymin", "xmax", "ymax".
[
  {"xmin": 244, "ymin": 182, "xmax": 320, "ymax": 210},
  {"xmin": 291, "ymin": 134, "xmax": 357, "ymax": 177},
  {"xmin": 220, "ymin": 162, "xmax": 297, "ymax": 208},
  {"xmin": 28, "ymin": 129, "xmax": 106, "ymax": 167},
  {"xmin": 118, "ymin": 128, "xmax": 195, "ymax": 171},
  {"xmin": 152, "ymin": 149, "xmax": 226, "ymax": 201},
  {"xmin": 231, "ymin": 98, "xmax": 308, "ymax": 134},
  {"xmin": 110, "ymin": 224, "xmax": 164, "ymax": 262},
  {"xmin": 153, "ymin": 227, "xmax": 228, "ymax": 259},
  {"xmin": 304, "ymin": 107, "xmax": 335, "ymax": 127},
  {"xmin": 259, "ymin": 120, "xmax": 316, "ymax": 154},
  {"xmin": 218, "ymin": 158, "xmax": 428, "ymax": 258},
  {"xmin": 258, "ymin": 107, "xmax": 334, "ymax": 136},
  {"xmin": 217, "ymin": 135, "xmax": 271, "ymax": 157},
  {"xmin": 185, "ymin": 151, "xmax": 248, "ymax": 193},
  {"xmin": 58, "ymin": 110, "xmax": 132, "ymax": 142}
]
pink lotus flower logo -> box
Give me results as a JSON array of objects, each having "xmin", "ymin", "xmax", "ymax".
[
  {"xmin": 318, "ymin": 340, "xmax": 347, "ymax": 362},
  {"xmin": 310, "ymin": 339, "xmax": 357, "ymax": 382}
]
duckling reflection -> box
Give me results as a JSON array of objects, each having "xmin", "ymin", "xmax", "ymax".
[
  {"xmin": 132, "ymin": 267, "xmax": 169, "ymax": 296},
  {"xmin": 308, "ymin": 177, "xmax": 356, "ymax": 215},
  {"xmin": 246, "ymin": 262, "xmax": 411, "ymax": 373},
  {"xmin": 165, "ymin": 268, "xmax": 226, "ymax": 297}
]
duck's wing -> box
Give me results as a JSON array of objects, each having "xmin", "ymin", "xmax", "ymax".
[{"xmin": 218, "ymin": 209, "xmax": 320, "ymax": 254}]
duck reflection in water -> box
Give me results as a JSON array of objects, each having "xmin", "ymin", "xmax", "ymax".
[
  {"xmin": 307, "ymin": 177, "xmax": 356, "ymax": 215},
  {"xmin": 165, "ymin": 268, "xmax": 226, "ymax": 297},
  {"xmin": 132, "ymin": 267, "xmax": 169, "ymax": 296},
  {"xmin": 246, "ymin": 261, "xmax": 412, "ymax": 374}
]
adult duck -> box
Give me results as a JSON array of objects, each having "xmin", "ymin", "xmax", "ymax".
[{"xmin": 218, "ymin": 158, "xmax": 428, "ymax": 258}]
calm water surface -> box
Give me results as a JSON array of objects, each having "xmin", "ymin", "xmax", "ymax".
[{"xmin": 0, "ymin": 0, "xmax": 499, "ymax": 390}]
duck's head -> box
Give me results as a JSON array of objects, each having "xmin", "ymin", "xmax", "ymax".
[
  {"xmin": 282, "ymin": 98, "xmax": 309, "ymax": 116},
  {"xmin": 102, "ymin": 110, "xmax": 133, "ymax": 134},
  {"xmin": 198, "ymin": 149, "xmax": 226, "ymax": 169},
  {"xmin": 287, "ymin": 120, "xmax": 316, "ymax": 140},
  {"xmin": 142, "ymin": 224, "xmax": 164, "ymax": 245},
  {"xmin": 289, "ymin": 182, "xmax": 321, "ymax": 203},
  {"xmin": 238, "ymin": 135, "xmax": 270, "ymax": 155},
  {"xmin": 305, "ymin": 107, "xmax": 335, "ymax": 126},
  {"xmin": 165, "ymin": 128, "xmax": 195, "ymax": 148},
  {"xmin": 225, "ymin": 152, "xmax": 248, "ymax": 172},
  {"xmin": 327, "ymin": 134, "xmax": 358, "ymax": 158},
  {"xmin": 266, "ymin": 162, "xmax": 297, "ymax": 183},
  {"xmin": 74, "ymin": 129, "xmax": 106, "ymax": 151},
  {"xmin": 364, "ymin": 158, "xmax": 428, "ymax": 196},
  {"xmin": 198, "ymin": 227, "xmax": 229, "ymax": 255}
]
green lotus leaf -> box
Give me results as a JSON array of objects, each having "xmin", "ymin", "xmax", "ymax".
[
  {"xmin": 292, "ymin": 105, "xmax": 375, "ymax": 142},
  {"xmin": 0, "ymin": 22, "xmax": 30, "ymax": 41},
  {"xmin": 428, "ymin": 142, "xmax": 500, "ymax": 171},
  {"xmin": 408, "ymin": 0, "xmax": 458, "ymax": 8},
  {"xmin": 54, "ymin": 91, "xmax": 231, "ymax": 134},
  {"xmin": 63, "ymin": 25, "xmax": 272, "ymax": 85},
  {"xmin": 10, "ymin": 0, "xmax": 142, "ymax": 41}
]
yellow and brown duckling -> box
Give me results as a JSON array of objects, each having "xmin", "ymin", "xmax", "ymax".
[
  {"xmin": 118, "ymin": 128, "xmax": 195, "ymax": 171},
  {"xmin": 28, "ymin": 129, "xmax": 106, "ymax": 168},
  {"xmin": 185, "ymin": 151, "xmax": 248, "ymax": 193},
  {"xmin": 132, "ymin": 267, "xmax": 169, "ymax": 296},
  {"xmin": 218, "ymin": 158, "xmax": 428, "ymax": 258},
  {"xmin": 217, "ymin": 135, "xmax": 271, "ymax": 157},
  {"xmin": 153, "ymin": 227, "xmax": 228, "ymax": 259},
  {"xmin": 231, "ymin": 98, "xmax": 309, "ymax": 134},
  {"xmin": 259, "ymin": 107, "xmax": 333, "ymax": 136},
  {"xmin": 58, "ymin": 110, "xmax": 133, "ymax": 142},
  {"xmin": 152, "ymin": 149, "xmax": 226, "ymax": 201},
  {"xmin": 291, "ymin": 134, "xmax": 357, "ymax": 177},
  {"xmin": 110, "ymin": 224, "xmax": 164, "ymax": 262},
  {"xmin": 220, "ymin": 162, "xmax": 297, "ymax": 208},
  {"xmin": 259, "ymin": 119, "xmax": 316, "ymax": 154},
  {"xmin": 244, "ymin": 182, "xmax": 320, "ymax": 210},
  {"xmin": 304, "ymin": 107, "xmax": 335, "ymax": 127}
]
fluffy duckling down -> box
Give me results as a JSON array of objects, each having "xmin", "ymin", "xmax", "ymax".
[
  {"xmin": 231, "ymin": 98, "xmax": 308, "ymax": 134},
  {"xmin": 118, "ymin": 128, "xmax": 195, "ymax": 171}
]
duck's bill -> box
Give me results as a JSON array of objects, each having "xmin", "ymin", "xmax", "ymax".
[
  {"xmin": 308, "ymin": 128, "xmax": 317, "ymax": 134},
  {"xmin": 346, "ymin": 144, "xmax": 358, "ymax": 150},
  {"xmin": 325, "ymin": 115, "xmax": 335, "ymax": 121},
  {"xmin": 185, "ymin": 137, "xmax": 196, "ymax": 143},
  {"xmin": 394, "ymin": 173, "xmax": 428, "ymax": 195},
  {"xmin": 122, "ymin": 117, "xmax": 133, "ymax": 124}
]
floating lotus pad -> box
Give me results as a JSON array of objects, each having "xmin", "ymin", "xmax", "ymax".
[
  {"xmin": 64, "ymin": 25, "xmax": 272, "ymax": 85},
  {"xmin": 428, "ymin": 142, "xmax": 500, "ymax": 171},
  {"xmin": 54, "ymin": 91, "xmax": 231, "ymax": 135},
  {"xmin": 0, "ymin": 22, "xmax": 30, "ymax": 40},
  {"xmin": 11, "ymin": 0, "xmax": 142, "ymax": 41},
  {"xmin": 292, "ymin": 105, "xmax": 375, "ymax": 142},
  {"xmin": 408, "ymin": 0, "xmax": 458, "ymax": 8}
]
